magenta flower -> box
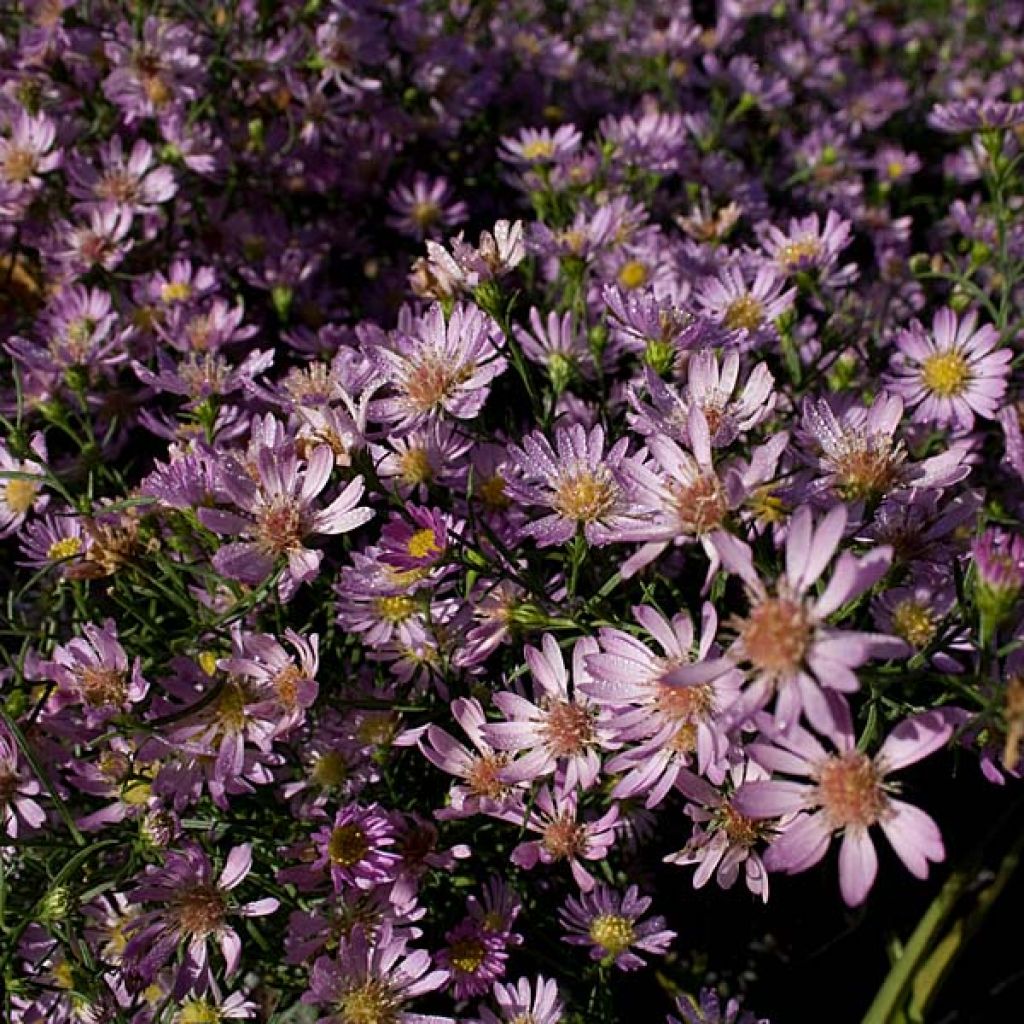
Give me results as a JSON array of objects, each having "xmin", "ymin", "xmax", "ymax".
[
  {"xmin": 667, "ymin": 504, "xmax": 897, "ymax": 736},
  {"xmin": 123, "ymin": 842, "xmax": 278, "ymax": 997},
  {"xmin": 302, "ymin": 923, "xmax": 448, "ymax": 1024},
  {"xmin": 420, "ymin": 697, "xmax": 516, "ymax": 819},
  {"xmin": 199, "ymin": 443, "xmax": 372, "ymax": 591},
  {"xmin": 378, "ymin": 505, "xmax": 450, "ymax": 572},
  {"xmin": 309, "ymin": 803, "xmax": 401, "ymax": 892},
  {"xmin": 558, "ymin": 884, "xmax": 675, "ymax": 971},
  {"xmin": 885, "ymin": 308, "xmax": 1011, "ymax": 432},
  {"xmin": 436, "ymin": 917, "xmax": 509, "ymax": 999},
  {"xmin": 506, "ymin": 423, "xmax": 650, "ymax": 547},
  {"xmin": 666, "ymin": 761, "xmax": 775, "ymax": 902},
  {"xmin": 734, "ymin": 709, "xmax": 955, "ymax": 905}
]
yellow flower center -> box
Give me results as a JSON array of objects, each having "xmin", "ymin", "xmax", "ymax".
[
  {"xmin": 890, "ymin": 599, "xmax": 936, "ymax": 649},
  {"xmin": 617, "ymin": 260, "xmax": 650, "ymax": 290},
  {"xmin": 521, "ymin": 139, "xmax": 555, "ymax": 161},
  {"xmin": 161, "ymin": 281, "xmax": 193, "ymax": 303},
  {"xmin": 723, "ymin": 294, "xmax": 764, "ymax": 332},
  {"xmin": 3, "ymin": 148, "xmax": 37, "ymax": 184},
  {"xmin": 921, "ymin": 350, "xmax": 970, "ymax": 397},
  {"xmin": 779, "ymin": 238, "xmax": 822, "ymax": 268},
  {"xmin": 4, "ymin": 478, "xmax": 38, "ymax": 515},
  {"xmin": 589, "ymin": 914, "xmax": 636, "ymax": 956},
  {"xmin": 47, "ymin": 536, "xmax": 82, "ymax": 560},
  {"xmin": 398, "ymin": 446, "xmax": 434, "ymax": 485},
  {"xmin": 374, "ymin": 595, "xmax": 416, "ymax": 623},
  {"xmin": 406, "ymin": 527, "xmax": 440, "ymax": 559},
  {"xmin": 886, "ymin": 160, "xmax": 904, "ymax": 179},
  {"xmin": 337, "ymin": 981, "xmax": 399, "ymax": 1024},
  {"xmin": 178, "ymin": 1000, "xmax": 222, "ymax": 1024},
  {"xmin": 478, "ymin": 474, "xmax": 510, "ymax": 510},
  {"xmin": 410, "ymin": 201, "xmax": 440, "ymax": 228},
  {"xmin": 553, "ymin": 466, "xmax": 618, "ymax": 524},
  {"xmin": 328, "ymin": 823, "xmax": 369, "ymax": 867},
  {"xmin": 448, "ymin": 937, "xmax": 488, "ymax": 974}
]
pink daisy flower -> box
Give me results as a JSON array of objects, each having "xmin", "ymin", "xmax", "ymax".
[{"xmin": 734, "ymin": 708, "xmax": 955, "ymax": 905}]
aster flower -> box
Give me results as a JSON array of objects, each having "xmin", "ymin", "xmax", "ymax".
[
  {"xmin": 513, "ymin": 307, "xmax": 590, "ymax": 387},
  {"xmin": 558, "ymin": 884, "xmax": 675, "ymax": 970},
  {"xmin": 55, "ymin": 202, "xmax": 135, "ymax": 273},
  {"xmin": 928, "ymin": 98, "xmax": 1024, "ymax": 133},
  {"xmin": 617, "ymin": 407, "xmax": 789, "ymax": 580},
  {"xmin": 665, "ymin": 761, "xmax": 775, "ymax": 902},
  {"xmin": 67, "ymin": 136, "xmax": 177, "ymax": 213},
  {"xmin": 378, "ymin": 506, "xmax": 451, "ymax": 573},
  {"xmin": 669, "ymin": 988, "xmax": 768, "ymax": 1024},
  {"xmin": 500, "ymin": 782, "xmax": 620, "ymax": 891},
  {"xmin": 505, "ymin": 423, "xmax": 650, "ymax": 547},
  {"xmin": 499, "ymin": 124, "xmax": 582, "ymax": 165},
  {"xmin": 0, "ymin": 109, "xmax": 60, "ymax": 195},
  {"xmin": 123, "ymin": 842, "xmax": 278, "ymax": 997},
  {"xmin": 387, "ymin": 173, "xmax": 467, "ymax": 240},
  {"xmin": 799, "ymin": 392, "xmax": 970, "ymax": 508},
  {"xmin": 972, "ymin": 527, "xmax": 1024, "ymax": 642},
  {"xmin": 436, "ymin": 918, "xmax": 508, "ymax": 999},
  {"xmin": 370, "ymin": 302, "xmax": 507, "ymax": 429},
  {"xmin": 484, "ymin": 635, "xmax": 608, "ymax": 791},
  {"xmin": 885, "ymin": 308, "xmax": 1010, "ymax": 432},
  {"xmin": 0, "ymin": 723, "xmax": 46, "ymax": 837},
  {"xmin": 478, "ymin": 975, "xmax": 564, "ymax": 1024},
  {"xmin": 757, "ymin": 210, "xmax": 854, "ymax": 280},
  {"xmin": 298, "ymin": 803, "xmax": 399, "ymax": 893},
  {"xmin": 199, "ymin": 443, "xmax": 372, "ymax": 590},
  {"xmin": 692, "ymin": 265, "xmax": 795, "ymax": 349},
  {"xmin": 302, "ymin": 923, "xmax": 448, "ymax": 1024},
  {"xmin": 0, "ymin": 433, "xmax": 48, "ymax": 538},
  {"xmin": 583, "ymin": 604, "xmax": 741, "ymax": 802},
  {"xmin": 44, "ymin": 618, "xmax": 149, "ymax": 724},
  {"xmin": 628, "ymin": 357, "xmax": 772, "ymax": 450},
  {"xmin": 18, "ymin": 510, "xmax": 89, "ymax": 576},
  {"xmin": 734, "ymin": 708, "xmax": 955, "ymax": 905},
  {"xmin": 420, "ymin": 697, "xmax": 517, "ymax": 818},
  {"xmin": 666, "ymin": 504, "xmax": 897, "ymax": 736}
]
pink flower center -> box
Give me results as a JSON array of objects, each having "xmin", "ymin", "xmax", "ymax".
[
  {"xmin": 542, "ymin": 699, "xmax": 595, "ymax": 757},
  {"xmin": 257, "ymin": 498, "xmax": 306, "ymax": 553},
  {"xmin": 467, "ymin": 752, "xmax": 510, "ymax": 800},
  {"xmin": 77, "ymin": 665, "xmax": 128, "ymax": 707},
  {"xmin": 403, "ymin": 356, "xmax": 473, "ymax": 413},
  {"xmin": 542, "ymin": 815, "xmax": 586, "ymax": 859},
  {"xmin": 815, "ymin": 752, "xmax": 886, "ymax": 829},
  {"xmin": 740, "ymin": 596, "xmax": 811, "ymax": 676},
  {"xmin": 673, "ymin": 473, "xmax": 728, "ymax": 533}
]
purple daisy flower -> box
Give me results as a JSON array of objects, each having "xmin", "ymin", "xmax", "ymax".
[
  {"xmin": 757, "ymin": 210, "xmax": 854, "ymax": 279},
  {"xmin": 310, "ymin": 803, "xmax": 401, "ymax": 892},
  {"xmin": 123, "ymin": 842, "xmax": 277, "ymax": 997},
  {"xmin": 692, "ymin": 265, "xmax": 795, "ymax": 349},
  {"xmin": 669, "ymin": 988, "xmax": 768, "ymax": 1024},
  {"xmin": 734, "ymin": 708, "xmax": 955, "ymax": 906},
  {"xmin": 558, "ymin": 884, "xmax": 675, "ymax": 971},
  {"xmin": 885, "ymin": 308, "xmax": 1011, "ymax": 432},
  {"xmin": 0, "ymin": 433, "xmax": 48, "ymax": 538},
  {"xmin": 928, "ymin": 98, "xmax": 1024, "ymax": 133},
  {"xmin": 302, "ymin": 923, "xmax": 448, "ymax": 1024},
  {"xmin": 505, "ymin": 423, "xmax": 650, "ymax": 547},
  {"xmin": 44, "ymin": 618, "xmax": 149, "ymax": 724},
  {"xmin": 199, "ymin": 443, "xmax": 372, "ymax": 591},
  {"xmin": 666, "ymin": 504, "xmax": 897, "ymax": 736},
  {"xmin": 479, "ymin": 975, "xmax": 564, "ymax": 1024},
  {"xmin": 436, "ymin": 917, "xmax": 509, "ymax": 999},
  {"xmin": 387, "ymin": 173, "xmax": 467, "ymax": 240}
]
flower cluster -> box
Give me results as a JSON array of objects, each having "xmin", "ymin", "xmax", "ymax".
[{"xmin": 2, "ymin": 1, "xmax": 1024, "ymax": 1022}]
